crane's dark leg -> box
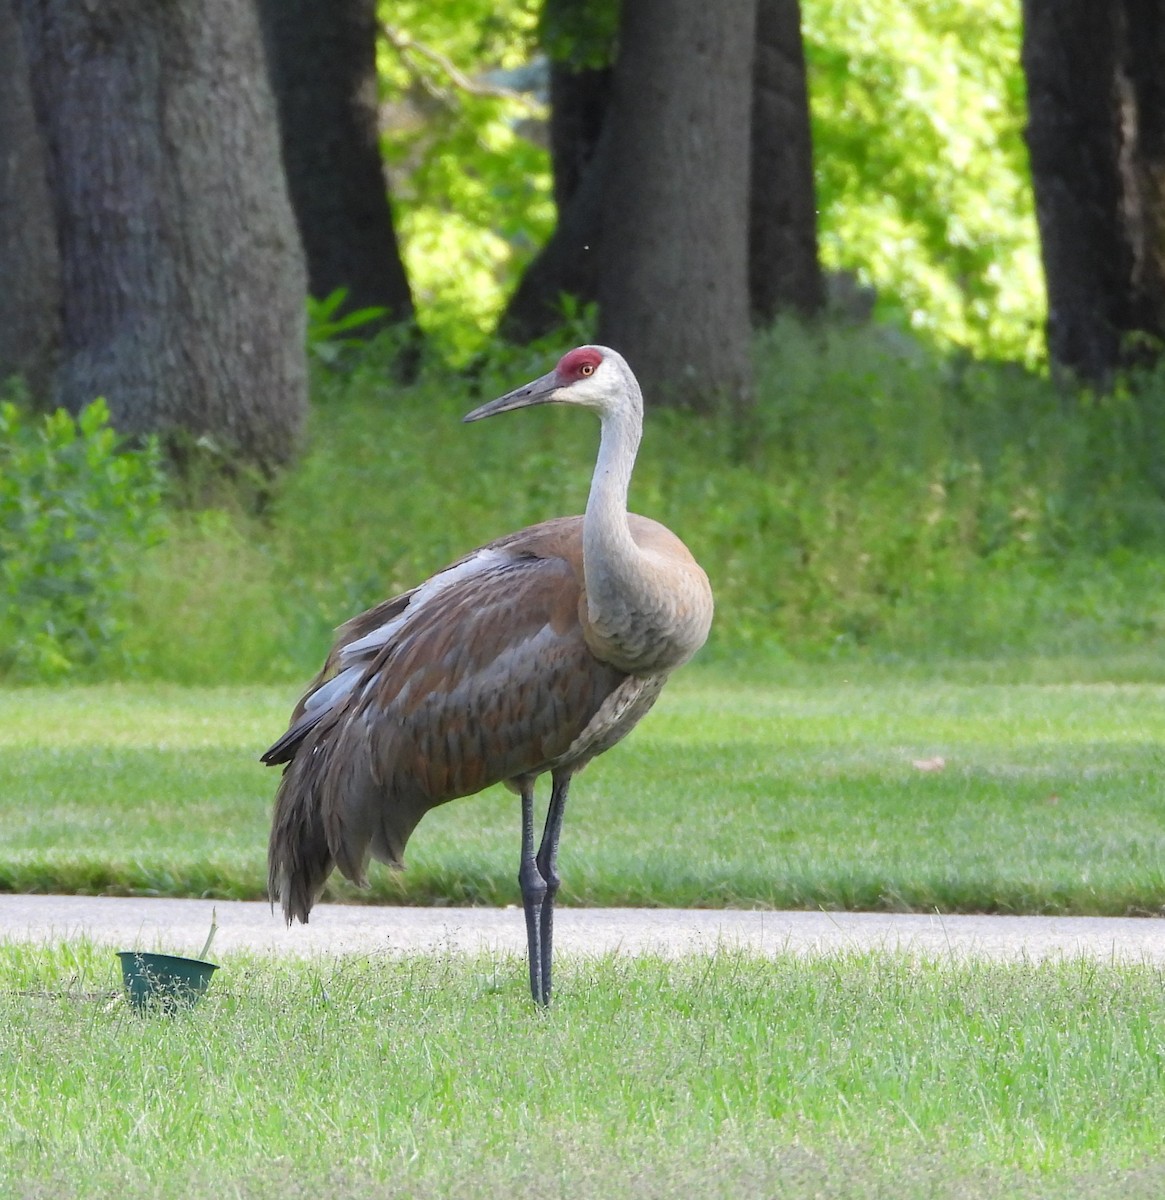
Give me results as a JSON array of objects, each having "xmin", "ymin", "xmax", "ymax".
[
  {"xmin": 518, "ymin": 778, "xmax": 549, "ymax": 1005},
  {"xmin": 535, "ymin": 771, "xmax": 571, "ymax": 1005}
]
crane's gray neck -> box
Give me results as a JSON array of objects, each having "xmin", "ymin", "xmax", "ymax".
[
  {"xmin": 585, "ymin": 402, "xmax": 639, "ymax": 534},
  {"xmin": 582, "ymin": 389, "xmax": 652, "ymax": 665}
]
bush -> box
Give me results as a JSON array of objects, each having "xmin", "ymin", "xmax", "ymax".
[{"xmin": 0, "ymin": 395, "xmax": 166, "ymax": 680}]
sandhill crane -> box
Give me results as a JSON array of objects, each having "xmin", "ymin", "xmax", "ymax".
[{"xmin": 263, "ymin": 345, "xmax": 713, "ymax": 1004}]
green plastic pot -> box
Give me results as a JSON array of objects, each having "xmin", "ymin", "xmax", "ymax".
[{"xmin": 117, "ymin": 951, "xmax": 218, "ymax": 1012}]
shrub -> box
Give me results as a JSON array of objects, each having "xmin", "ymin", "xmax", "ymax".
[{"xmin": 0, "ymin": 394, "xmax": 167, "ymax": 680}]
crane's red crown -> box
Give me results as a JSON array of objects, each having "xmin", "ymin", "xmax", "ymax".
[{"xmin": 556, "ymin": 346, "xmax": 603, "ymax": 382}]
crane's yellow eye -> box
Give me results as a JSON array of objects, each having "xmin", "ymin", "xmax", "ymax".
[{"xmin": 580, "ymin": 363, "xmax": 594, "ymax": 376}]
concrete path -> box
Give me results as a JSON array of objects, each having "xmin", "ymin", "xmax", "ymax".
[{"xmin": 2, "ymin": 894, "xmax": 1164, "ymax": 964}]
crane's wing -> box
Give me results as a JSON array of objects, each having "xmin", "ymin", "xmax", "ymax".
[
  {"xmin": 262, "ymin": 520, "xmax": 610, "ymax": 770},
  {"xmin": 358, "ymin": 549, "xmax": 629, "ymax": 795},
  {"xmin": 265, "ymin": 527, "xmax": 645, "ymax": 912}
]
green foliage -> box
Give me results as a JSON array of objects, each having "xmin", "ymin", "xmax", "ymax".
[
  {"xmin": 304, "ymin": 287, "xmax": 388, "ymax": 367},
  {"xmin": 539, "ymin": 0, "xmax": 620, "ymax": 68},
  {"xmin": 107, "ymin": 324, "xmax": 1165, "ymax": 686},
  {"xmin": 377, "ymin": 1, "xmax": 1044, "ymax": 365},
  {"xmin": 727, "ymin": 321, "xmax": 1165, "ymax": 656},
  {"xmin": 0, "ymin": 396, "xmax": 166, "ymax": 681},
  {"xmin": 378, "ymin": 0, "xmax": 553, "ymax": 362},
  {"xmin": 119, "ymin": 511, "xmax": 294, "ymax": 685},
  {"xmin": 802, "ymin": 0, "xmax": 1043, "ymax": 362}
]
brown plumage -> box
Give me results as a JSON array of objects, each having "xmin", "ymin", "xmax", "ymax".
[{"xmin": 263, "ymin": 346, "xmax": 713, "ymax": 1004}]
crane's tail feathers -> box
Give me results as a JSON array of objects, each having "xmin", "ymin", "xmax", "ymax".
[
  {"xmin": 267, "ymin": 770, "xmax": 334, "ymax": 925},
  {"xmin": 261, "ymin": 710, "xmax": 324, "ymax": 767}
]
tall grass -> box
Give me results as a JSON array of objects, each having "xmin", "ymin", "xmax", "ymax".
[{"xmin": 41, "ymin": 322, "xmax": 1165, "ymax": 683}]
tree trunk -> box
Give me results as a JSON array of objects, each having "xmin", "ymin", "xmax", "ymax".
[
  {"xmin": 1022, "ymin": 1, "xmax": 1128, "ymax": 381},
  {"xmin": 260, "ymin": 0, "xmax": 419, "ymax": 360},
  {"xmin": 596, "ymin": 0, "xmax": 756, "ymax": 410},
  {"xmin": 0, "ymin": 0, "xmax": 60, "ymax": 400},
  {"xmin": 499, "ymin": 60, "xmax": 612, "ymax": 344},
  {"xmin": 1119, "ymin": 0, "xmax": 1165, "ymax": 347},
  {"xmin": 1021, "ymin": 0, "xmax": 1165, "ymax": 382},
  {"xmin": 548, "ymin": 59, "xmax": 613, "ymax": 214},
  {"xmin": 749, "ymin": 0, "xmax": 823, "ymax": 323},
  {"xmin": 17, "ymin": 0, "xmax": 307, "ymax": 471}
]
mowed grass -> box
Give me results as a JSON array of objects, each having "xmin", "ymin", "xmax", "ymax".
[
  {"xmin": 1, "ymin": 672, "xmax": 1163, "ymax": 914},
  {"xmin": 2, "ymin": 942, "xmax": 1164, "ymax": 1200}
]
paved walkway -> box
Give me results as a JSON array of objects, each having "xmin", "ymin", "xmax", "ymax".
[{"xmin": 3, "ymin": 894, "xmax": 1164, "ymax": 964}]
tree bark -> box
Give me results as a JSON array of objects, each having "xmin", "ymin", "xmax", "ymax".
[
  {"xmin": 1119, "ymin": 0, "xmax": 1165, "ymax": 347},
  {"xmin": 749, "ymin": 0, "xmax": 823, "ymax": 323},
  {"xmin": 17, "ymin": 0, "xmax": 307, "ymax": 471},
  {"xmin": 1022, "ymin": 0, "xmax": 1165, "ymax": 382},
  {"xmin": 1022, "ymin": 1, "xmax": 1128, "ymax": 382},
  {"xmin": 499, "ymin": 60, "xmax": 612, "ymax": 344},
  {"xmin": 260, "ymin": 0, "xmax": 419, "ymax": 352},
  {"xmin": 596, "ymin": 0, "xmax": 757, "ymax": 410},
  {"xmin": 0, "ymin": 0, "xmax": 60, "ymax": 399},
  {"xmin": 548, "ymin": 59, "xmax": 613, "ymax": 214}
]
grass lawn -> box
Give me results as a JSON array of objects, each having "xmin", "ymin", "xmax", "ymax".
[
  {"xmin": 4, "ymin": 670, "xmax": 1164, "ymax": 1199},
  {"xmin": 1, "ymin": 668, "xmax": 1163, "ymax": 914},
  {"xmin": 2, "ymin": 942, "xmax": 1164, "ymax": 1200}
]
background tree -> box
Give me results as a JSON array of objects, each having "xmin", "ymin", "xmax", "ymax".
[
  {"xmin": 498, "ymin": 67, "xmax": 610, "ymax": 341},
  {"xmin": 546, "ymin": 52, "xmax": 611, "ymax": 216},
  {"xmin": 1122, "ymin": 0, "xmax": 1165, "ymax": 353},
  {"xmin": 504, "ymin": 0, "xmax": 825, "ymax": 349},
  {"xmin": 0, "ymin": 0, "xmax": 60, "ymax": 399},
  {"xmin": 596, "ymin": 0, "xmax": 757, "ymax": 410},
  {"xmin": 17, "ymin": 0, "xmax": 307, "ymax": 471},
  {"xmin": 260, "ymin": 0, "xmax": 420, "ymax": 372},
  {"xmin": 1022, "ymin": 0, "xmax": 1165, "ymax": 383},
  {"xmin": 498, "ymin": 0, "xmax": 613, "ymax": 343},
  {"xmin": 750, "ymin": 0, "xmax": 824, "ymax": 323},
  {"xmin": 1021, "ymin": 2, "xmax": 1129, "ymax": 383},
  {"xmin": 240, "ymin": 0, "xmax": 1044, "ymax": 369},
  {"xmin": 805, "ymin": 1, "xmax": 1038, "ymax": 363},
  {"xmin": 376, "ymin": 6, "xmax": 554, "ymax": 363}
]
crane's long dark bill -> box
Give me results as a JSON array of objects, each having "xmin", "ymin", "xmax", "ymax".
[{"xmin": 463, "ymin": 370, "xmax": 559, "ymax": 422}]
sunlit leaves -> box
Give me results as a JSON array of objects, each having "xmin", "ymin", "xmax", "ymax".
[
  {"xmin": 377, "ymin": 0, "xmax": 553, "ymax": 362},
  {"xmin": 377, "ymin": 0, "xmax": 1043, "ymax": 366},
  {"xmin": 804, "ymin": 0, "xmax": 1043, "ymax": 364}
]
